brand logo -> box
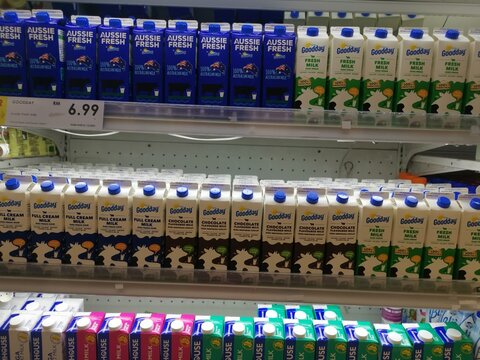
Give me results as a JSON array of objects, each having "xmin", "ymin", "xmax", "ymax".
[
  {"xmin": 301, "ymin": 213, "xmax": 325, "ymax": 221},
  {"xmin": 366, "ymin": 214, "xmax": 390, "ymax": 223},
  {"xmin": 100, "ymin": 204, "xmax": 124, "ymax": 212},
  {"xmin": 68, "ymin": 201, "xmax": 91, "ymax": 211},
  {"xmin": 0, "ymin": 199, "xmax": 21, "ymax": 207},
  {"xmin": 467, "ymin": 217, "xmax": 480, "ymax": 227},
  {"xmin": 285, "ymin": 344, "xmax": 295, "ymax": 360},
  {"xmin": 192, "ymin": 340, "xmax": 201, "ymax": 360},
  {"xmin": 337, "ymin": 42, "xmax": 361, "ymax": 54},
  {"xmin": 136, "ymin": 204, "xmax": 159, "ymax": 213},
  {"xmin": 332, "ymin": 212, "xmax": 355, "ymax": 221},
  {"xmin": 235, "ymin": 208, "xmax": 259, "ymax": 217},
  {"xmin": 224, "ymin": 340, "xmax": 233, "ymax": 360},
  {"xmin": 99, "ymin": 337, "xmax": 108, "ymax": 360},
  {"xmin": 441, "ymin": 45, "xmax": 466, "ymax": 57},
  {"xmin": 162, "ymin": 338, "xmax": 170, "ymax": 360},
  {"xmin": 433, "ymin": 216, "xmax": 457, "ymax": 226},
  {"xmin": 33, "ymin": 201, "xmax": 57, "ymax": 209},
  {"xmin": 240, "ymin": 51, "xmax": 253, "ymax": 58},
  {"xmin": 141, "ymin": 48, "xmax": 154, "ymax": 55},
  {"xmin": 400, "ymin": 215, "xmax": 424, "ymax": 225},
  {"xmin": 371, "ymin": 44, "xmax": 395, "ymax": 56},
  {"xmin": 66, "ymin": 336, "xmax": 75, "ymax": 360},
  {"xmin": 301, "ymin": 42, "xmax": 326, "ymax": 53},
  {"xmin": 170, "ymin": 206, "xmax": 193, "ymax": 214},
  {"xmin": 203, "ymin": 207, "xmax": 226, "ymax": 216},
  {"xmin": 131, "ymin": 338, "xmax": 139, "ymax": 360},
  {"xmin": 268, "ymin": 212, "xmax": 292, "ymax": 220},
  {"xmin": 406, "ymin": 45, "xmax": 430, "ymax": 56}
]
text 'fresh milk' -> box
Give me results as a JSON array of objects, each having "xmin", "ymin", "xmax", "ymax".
[{"xmin": 464, "ymin": 29, "xmax": 480, "ymax": 115}]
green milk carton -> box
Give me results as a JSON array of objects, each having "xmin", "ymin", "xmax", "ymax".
[
  {"xmin": 257, "ymin": 304, "xmax": 286, "ymax": 319},
  {"xmin": 313, "ymin": 320, "xmax": 348, "ymax": 360},
  {"xmin": 254, "ymin": 317, "xmax": 285, "ymax": 360},
  {"xmin": 313, "ymin": 305, "xmax": 344, "ymax": 321},
  {"xmin": 403, "ymin": 323, "xmax": 444, "ymax": 360},
  {"xmin": 192, "ymin": 315, "xmax": 224, "ymax": 360},
  {"xmin": 284, "ymin": 319, "xmax": 317, "ymax": 360},
  {"xmin": 223, "ymin": 316, "xmax": 254, "ymax": 360},
  {"xmin": 285, "ymin": 305, "xmax": 315, "ymax": 320},
  {"xmin": 343, "ymin": 321, "xmax": 379, "ymax": 360},
  {"xmin": 430, "ymin": 322, "xmax": 474, "ymax": 360},
  {"xmin": 374, "ymin": 323, "xmax": 414, "ymax": 360}
]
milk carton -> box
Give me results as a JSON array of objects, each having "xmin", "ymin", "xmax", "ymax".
[
  {"xmin": 261, "ymin": 186, "xmax": 296, "ymax": 273},
  {"xmin": 401, "ymin": 15, "xmax": 425, "ymax": 28},
  {"xmin": 294, "ymin": 26, "xmax": 329, "ymax": 110},
  {"xmin": 254, "ymin": 317, "xmax": 285, "ymax": 360},
  {"xmin": 262, "ymin": 24, "xmax": 296, "ymax": 108},
  {"xmin": 0, "ymin": 10, "xmax": 30, "ymax": 96},
  {"xmin": 130, "ymin": 313, "xmax": 165, "ymax": 360},
  {"xmin": 328, "ymin": 27, "xmax": 364, "ymax": 111},
  {"xmin": 306, "ymin": 12, "xmax": 330, "ymax": 27},
  {"xmin": 313, "ymin": 320, "xmax": 348, "ymax": 360},
  {"xmin": 394, "ymin": 28, "xmax": 434, "ymax": 114},
  {"xmin": 343, "ymin": 321, "xmax": 380, "ymax": 360},
  {"xmin": 374, "ymin": 323, "xmax": 413, "ymax": 360},
  {"xmin": 431, "ymin": 322, "xmax": 474, "ymax": 360},
  {"xmin": 464, "ymin": 30, "xmax": 480, "ymax": 115},
  {"xmin": 330, "ymin": 13, "xmax": 354, "ymax": 27},
  {"xmin": 223, "ymin": 317, "xmax": 254, "ymax": 360},
  {"xmin": 63, "ymin": 180, "xmax": 99, "ymax": 266},
  {"xmin": 230, "ymin": 23, "xmax": 263, "ymax": 107},
  {"xmin": 324, "ymin": 190, "xmax": 359, "ymax": 275},
  {"xmin": 164, "ymin": 182, "xmax": 198, "ymax": 269},
  {"xmin": 0, "ymin": 177, "xmax": 34, "ymax": 263},
  {"xmin": 98, "ymin": 17, "xmax": 133, "ymax": 101},
  {"xmin": 360, "ymin": 28, "xmax": 398, "ymax": 113},
  {"xmin": 0, "ymin": 295, "xmax": 27, "ymax": 311},
  {"xmin": 65, "ymin": 312, "xmax": 105, "ymax": 360},
  {"xmin": 30, "ymin": 179, "xmax": 67, "ymax": 264},
  {"xmin": 389, "ymin": 193, "xmax": 429, "ymax": 278},
  {"xmin": 197, "ymin": 183, "xmax": 231, "ymax": 270},
  {"xmin": 198, "ymin": 23, "xmax": 230, "ymax": 106},
  {"xmin": 293, "ymin": 187, "xmax": 328, "ymax": 273},
  {"xmin": 286, "ymin": 305, "xmax": 315, "ymax": 320},
  {"xmin": 454, "ymin": 195, "xmax": 480, "ymax": 280},
  {"xmin": 356, "ymin": 192, "xmax": 394, "ymax": 277},
  {"xmin": 0, "ymin": 311, "xmax": 42, "ymax": 360},
  {"xmin": 161, "ymin": 314, "xmax": 195, "ymax": 360},
  {"xmin": 428, "ymin": 29, "xmax": 469, "ymax": 115},
  {"xmin": 31, "ymin": 312, "xmax": 73, "ymax": 360},
  {"xmin": 284, "ymin": 319, "xmax": 316, "ymax": 360},
  {"xmin": 50, "ymin": 298, "xmax": 84, "ymax": 312},
  {"xmin": 21, "ymin": 297, "xmax": 56, "ymax": 312},
  {"xmin": 258, "ymin": 304, "xmax": 285, "ymax": 319},
  {"xmin": 98, "ymin": 313, "xmax": 135, "ymax": 360},
  {"xmin": 229, "ymin": 185, "xmax": 263, "ymax": 272},
  {"xmin": 377, "ymin": 15, "xmax": 401, "ymax": 34},
  {"xmin": 26, "ymin": 10, "xmax": 65, "ymax": 98},
  {"xmin": 192, "ymin": 315, "xmax": 224, "ymax": 360},
  {"xmin": 131, "ymin": 181, "xmax": 166, "ymax": 268},
  {"xmin": 65, "ymin": 16, "xmax": 100, "ymax": 99},
  {"xmin": 422, "ymin": 194, "xmax": 461, "ymax": 279},
  {"xmin": 403, "ymin": 323, "xmax": 444, "ymax": 360},
  {"xmin": 313, "ymin": 305, "xmax": 344, "ymax": 321},
  {"xmin": 284, "ymin": 11, "xmax": 306, "ymax": 27},
  {"xmin": 96, "ymin": 181, "xmax": 133, "ymax": 267},
  {"xmin": 354, "ymin": 13, "xmax": 377, "ymax": 32},
  {"xmin": 164, "ymin": 20, "xmax": 198, "ymax": 104}
]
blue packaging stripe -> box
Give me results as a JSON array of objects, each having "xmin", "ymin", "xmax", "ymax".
[
  {"xmin": 65, "ymin": 331, "xmax": 78, "ymax": 360},
  {"xmin": 223, "ymin": 321, "xmax": 236, "ymax": 360},
  {"xmin": 314, "ymin": 323, "xmax": 329, "ymax": 360},
  {"xmin": 31, "ymin": 328, "xmax": 43, "ymax": 360},
  {"xmin": 130, "ymin": 331, "xmax": 141, "ymax": 360},
  {"xmin": 377, "ymin": 329, "xmax": 393, "ymax": 360},
  {"xmin": 254, "ymin": 321, "xmax": 266, "ymax": 360},
  {"xmin": 98, "ymin": 329, "xmax": 109, "ymax": 360},
  {"xmin": 192, "ymin": 319, "xmax": 205, "ymax": 360},
  {"xmin": 434, "ymin": 328, "xmax": 453, "ymax": 360}
]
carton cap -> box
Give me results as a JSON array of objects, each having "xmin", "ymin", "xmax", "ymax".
[
  {"xmin": 242, "ymin": 188, "xmax": 254, "ymax": 200},
  {"xmin": 77, "ymin": 317, "xmax": 91, "ymax": 330},
  {"xmin": 293, "ymin": 325, "xmax": 306, "ymax": 338},
  {"xmin": 10, "ymin": 315, "xmax": 25, "ymax": 327},
  {"xmin": 361, "ymin": 13, "xmax": 370, "ymax": 16},
  {"xmin": 407, "ymin": 14, "xmax": 416, "ymax": 18},
  {"xmin": 5, "ymin": 178, "xmax": 20, "ymax": 190},
  {"xmin": 176, "ymin": 186, "xmax": 188, "ymax": 198},
  {"xmin": 437, "ymin": 196, "xmax": 451, "ymax": 209},
  {"xmin": 26, "ymin": 301, "xmax": 41, "ymax": 311},
  {"xmin": 336, "ymin": 192, "xmax": 349, "ymax": 204},
  {"xmin": 41, "ymin": 180, "xmax": 55, "ymax": 192},
  {"xmin": 418, "ymin": 329, "xmax": 433, "ymax": 342},
  {"xmin": 341, "ymin": 27, "xmax": 354, "ymax": 37},
  {"xmin": 290, "ymin": 11, "xmax": 299, "ymax": 18},
  {"xmin": 265, "ymin": 310, "xmax": 278, "ymax": 318},
  {"xmin": 294, "ymin": 311, "xmax": 307, "ymax": 320},
  {"xmin": 0, "ymin": 292, "xmax": 13, "ymax": 303},
  {"xmin": 108, "ymin": 317, "xmax": 123, "ymax": 331},
  {"xmin": 324, "ymin": 311, "xmax": 337, "ymax": 321},
  {"xmin": 314, "ymin": 12, "xmax": 323, "ymax": 16},
  {"xmin": 375, "ymin": 29, "xmax": 388, "ymax": 39},
  {"xmin": 3, "ymin": 11, "xmax": 18, "ymax": 23},
  {"xmin": 306, "ymin": 191, "xmax": 319, "ymax": 204},
  {"xmin": 263, "ymin": 323, "xmax": 276, "ymax": 336},
  {"xmin": 171, "ymin": 319, "xmax": 184, "ymax": 332},
  {"xmin": 325, "ymin": 326, "xmax": 338, "ymax": 339},
  {"xmin": 233, "ymin": 322, "xmax": 245, "ymax": 335},
  {"xmin": 209, "ymin": 23, "xmax": 220, "ymax": 33},
  {"xmin": 176, "ymin": 21, "xmax": 188, "ymax": 31},
  {"xmin": 338, "ymin": 12, "xmax": 347, "ymax": 18},
  {"xmin": 42, "ymin": 316, "xmax": 57, "ymax": 329},
  {"xmin": 109, "ymin": 18, "xmax": 122, "ymax": 28},
  {"xmin": 274, "ymin": 25, "xmax": 286, "ymax": 35},
  {"xmin": 76, "ymin": 16, "xmax": 89, "ymax": 27},
  {"xmin": 143, "ymin": 184, "xmax": 156, "ymax": 196},
  {"xmin": 54, "ymin": 303, "xmax": 69, "ymax": 312},
  {"xmin": 354, "ymin": 327, "xmax": 369, "ymax": 340},
  {"xmin": 410, "ymin": 29, "xmax": 424, "ymax": 39},
  {"xmin": 470, "ymin": 198, "xmax": 480, "ymax": 210},
  {"xmin": 405, "ymin": 195, "xmax": 418, "ymax": 208},
  {"xmin": 143, "ymin": 20, "xmax": 155, "ymax": 30},
  {"xmin": 108, "ymin": 183, "xmax": 121, "ymax": 195},
  {"xmin": 446, "ymin": 328, "xmax": 462, "ymax": 341},
  {"xmin": 201, "ymin": 321, "xmax": 214, "ymax": 334},
  {"xmin": 75, "ymin": 182, "xmax": 88, "ymax": 194},
  {"xmin": 140, "ymin": 318, "xmax": 154, "ymax": 331},
  {"xmin": 445, "ymin": 29, "xmax": 460, "ymax": 39},
  {"xmin": 387, "ymin": 331, "xmax": 403, "ymax": 344},
  {"xmin": 274, "ymin": 191, "xmax": 286, "ymax": 203},
  {"xmin": 370, "ymin": 195, "xmax": 384, "ymax": 206},
  {"xmin": 307, "ymin": 27, "xmax": 319, "ymax": 37},
  {"xmin": 241, "ymin": 24, "xmax": 253, "ymax": 34},
  {"xmin": 36, "ymin": 11, "xmax": 51, "ymax": 23},
  {"xmin": 210, "ymin": 187, "xmax": 221, "ymax": 199}
]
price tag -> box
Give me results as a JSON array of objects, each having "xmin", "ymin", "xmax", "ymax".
[{"xmin": 4, "ymin": 97, "xmax": 104, "ymax": 130}]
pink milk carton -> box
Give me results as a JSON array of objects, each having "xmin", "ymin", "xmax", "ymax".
[
  {"xmin": 98, "ymin": 313, "xmax": 135, "ymax": 360},
  {"xmin": 161, "ymin": 314, "xmax": 195, "ymax": 360},
  {"xmin": 65, "ymin": 312, "xmax": 105, "ymax": 360},
  {"xmin": 130, "ymin": 313, "xmax": 165, "ymax": 360}
]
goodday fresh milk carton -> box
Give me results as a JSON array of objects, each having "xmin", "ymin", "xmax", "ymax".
[{"xmin": 464, "ymin": 29, "xmax": 480, "ymax": 115}]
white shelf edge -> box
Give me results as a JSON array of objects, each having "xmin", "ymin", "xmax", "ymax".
[{"xmin": 409, "ymin": 155, "xmax": 480, "ymax": 175}]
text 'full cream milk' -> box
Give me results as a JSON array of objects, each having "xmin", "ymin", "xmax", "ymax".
[{"xmin": 464, "ymin": 29, "xmax": 480, "ymax": 115}]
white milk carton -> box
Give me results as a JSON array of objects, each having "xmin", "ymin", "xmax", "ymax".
[
  {"xmin": 50, "ymin": 298, "xmax": 84, "ymax": 312},
  {"xmin": 63, "ymin": 179, "xmax": 100, "ymax": 266},
  {"xmin": 164, "ymin": 182, "xmax": 199, "ymax": 269},
  {"xmin": 0, "ymin": 294, "xmax": 28, "ymax": 311},
  {"xmin": 377, "ymin": 14, "xmax": 401, "ymax": 34},
  {"xmin": 324, "ymin": 189, "xmax": 359, "ymax": 275},
  {"xmin": 454, "ymin": 195, "xmax": 480, "ymax": 280},
  {"xmin": 389, "ymin": 192, "xmax": 429, "ymax": 278},
  {"xmin": 20, "ymin": 297, "xmax": 56, "ymax": 312},
  {"xmin": 328, "ymin": 27, "xmax": 364, "ymax": 111},
  {"xmin": 464, "ymin": 30, "xmax": 480, "ymax": 115},
  {"xmin": 295, "ymin": 26, "xmax": 329, "ymax": 110},
  {"xmin": 30, "ymin": 178, "xmax": 68, "ymax": 264},
  {"xmin": 306, "ymin": 12, "xmax": 329, "ymax": 27},
  {"xmin": 356, "ymin": 192, "xmax": 393, "ymax": 277},
  {"xmin": 422, "ymin": 193, "xmax": 461, "ymax": 279},
  {"xmin": 284, "ymin": 11, "xmax": 306, "ymax": 27},
  {"xmin": 229, "ymin": 185, "xmax": 263, "ymax": 272},
  {"xmin": 261, "ymin": 186, "xmax": 296, "ymax": 273},
  {"xmin": 0, "ymin": 311, "xmax": 43, "ymax": 360},
  {"xmin": 293, "ymin": 187, "xmax": 328, "ymax": 274},
  {"xmin": 0, "ymin": 176, "xmax": 34, "ymax": 263},
  {"xmin": 31, "ymin": 312, "xmax": 73, "ymax": 360},
  {"xmin": 429, "ymin": 29, "xmax": 470, "ymax": 115},
  {"xmin": 401, "ymin": 15, "xmax": 425, "ymax": 28},
  {"xmin": 354, "ymin": 13, "xmax": 377, "ymax": 32},
  {"xmin": 360, "ymin": 28, "xmax": 398, "ymax": 113},
  {"xmin": 330, "ymin": 12, "xmax": 354, "ymax": 27},
  {"xmin": 96, "ymin": 180, "xmax": 133, "ymax": 267},
  {"xmin": 131, "ymin": 181, "xmax": 166, "ymax": 268}
]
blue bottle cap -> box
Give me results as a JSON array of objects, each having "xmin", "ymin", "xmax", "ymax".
[
  {"xmin": 410, "ymin": 28, "xmax": 424, "ymax": 39},
  {"xmin": 108, "ymin": 183, "xmax": 121, "ymax": 195},
  {"xmin": 470, "ymin": 198, "xmax": 480, "ymax": 210},
  {"xmin": 437, "ymin": 196, "xmax": 451, "ymax": 209},
  {"xmin": 176, "ymin": 186, "xmax": 188, "ymax": 198},
  {"xmin": 241, "ymin": 188, "xmax": 253, "ymax": 200},
  {"xmin": 407, "ymin": 14, "xmax": 417, "ymax": 18},
  {"xmin": 385, "ymin": 13, "xmax": 392, "ymax": 16},
  {"xmin": 341, "ymin": 27, "xmax": 354, "ymax": 37},
  {"xmin": 274, "ymin": 25, "xmax": 286, "ymax": 35},
  {"xmin": 361, "ymin": 13, "xmax": 370, "ymax": 16},
  {"xmin": 41, "ymin": 180, "xmax": 55, "ymax": 192},
  {"xmin": 336, "ymin": 192, "xmax": 349, "ymax": 204},
  {"xmin": 375, "ymin": 28, "xmax": 388, "ymax": 39},
  {"xmin": 445, "ymin": 29, "xmax": 460, "ymax": 40},
  {"xmin": 210, "ymin": 187, "xmax": 221, "ymax": 199},
  {"xmin": 274, "ymin": 191, "xmax": 286, "ymax": 203},
  {"xmin": 405, "ymin": 195, "xmax": 418, "ymax": 208},
  {"xmin": 338, "ymin": 12, "xmax": 347, "ymax": 18},
  {"xmin": 370, "ymin": 195, "xmax": 384, "ymax": 207},
  {"xmin": 143, "ymin": 20, "xmax": 155, "ymax": 30},
  {"xmin": 307, "ymin": 27, "xmax": 319, "ymax": 37},
  {"xmin": 314, "ymin": 12, "xmax": 323, "ymax": 16},
  {"xmin": 5, "ymin": 178, "xmax": 20, "ymax": 191},
  {"xmin": 290, "ymin": 11, "xmax": 299, "ymax": 18},
  {"xmin": 209, "ymin": 23, "xmax": 221, "ymax": 33},
  {"xmin": 4, "ymin": 11, "xmax": 19, "ymax": 23},
  {"xmin": 36, "ymin": 11, "xmax": 51, "ymax": 23},
  {"xmin": 143, "ymin": 184, "xmax": 156, "ymax": 196},
  {"xmin": 109, "ymin": 18, "xmax": 122, "ymax": 28},
  {"xmin": 360, "ymin": 188, "xmax": 369, "ymax": 193},
  {"xmin": 176, "ymin": 21, "xmax": 188, "ymax": 31},
  {"xmin": 75, "ymin": 182, "xmax": 88, "ymax": 194},
  {"xmin": 241, "ymin": 24, "xmax": 254, "ymax": 34},
  {"xmin": 306, "ymin": 191, "xmax": 319, "ymax": 204},
  {"xmin": 76, "ymin": 16, "xmax": 89, "ymax": 27}
]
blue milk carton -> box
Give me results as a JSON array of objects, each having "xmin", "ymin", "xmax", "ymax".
[
  {"xmin": 198, "ymin": 22, "xmax": 230, "ymax": 106},
  {"xmin": 0, "ymin": 10, "xmax": 31, "ymax": 97},
  {"xmin": 26, "ymin": 10, "xmax": 65, "ymax": 98},
  {"xmin": 132, "ymin": 19, "xmax": 166, "ymax": 103},
  {"xmin": 65, "ymin": 15, "xmax": 101, "ymax": 99},
  {"xmin": 98, "ymin": 17, "xmax": 133, "ymax": 101},
  {"xmin": 262, "ymin": 23, "xmax": 296, "ymax": 108},
  {"xmin": 164, "ymin": 20, "xmax": 198, "ymax": 104},
  {"xmin": 230, "ymin": 23, "xmax": 263, "ymax": 107}
]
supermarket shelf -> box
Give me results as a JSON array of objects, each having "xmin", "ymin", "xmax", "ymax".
[
  {"xmin": 409, "ymin": 155, "xmax": 480, "ymax": 175},
  {"xmin": 0, "ymin": 156, "xmax": 60, "ymax": 169},
  {"xmin": 0, "ymin": 264, "xmax": 478, "ymax": 310}
]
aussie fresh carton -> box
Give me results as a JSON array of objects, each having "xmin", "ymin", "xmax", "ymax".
[
  {"xmin": 192, "ymin": 315, "xmax": 224, "ymax": 360},
  {"xmin": 31, "ymin": 311, "xmax": 73, "ymax": 360},
  {"xmin": 0, "ymin": 311, "xmax": 42, "ymax": 360},
  {"xmin": 254, "ymin": 317, "xmax": 285, "ymax": 360},
  {"xmin": 313, "ymin": 320, "xmax": 348, "ymax": 360},
  {"xmin": 313, "ymin": 305, "xmax": 344, "ymax": 321},
  {"xmin": 258, "ymin": 304, "xmax": 286, "ymax": 319},
  {"xmin": 132, "ymin": 19, "xmax": 166, "ymax": 103},
  {"xmin": 65, "ymin": 312, "xmax": 105, "ymax": 360},
  {"xmin": 284, "ymin": 319, "xmax": 316, "ymax": 360},
  {"xmin": 343, "ymin": 321, "xmax": 379, "ymax": 360},
  {"xmin": 403, "ymin": 323, "xmax": 444, "ymax": 360},
  {"xmin": 130, "ymin": 313, "xmax": 165, "ymax": 360},
  {"xmin": 161, "ymin": 314, "xmax": 195, "ymax": 360},
  {"xmin": 374, "ymin": 323, "xmax": 414, "ymax": 360},
  {"xmin": 464, "ymin": 30, "xmax": 480, "ymax": 115},
  {"xmin": 98, "ymin": 313, "xmax": 135, "ymax": 360},
  {"xmin": 431, "ymin": 322, "xmax": 474, "ymax": 360},
  {"xmin": 223, "ymin": 317, "xmax": 254, "ymax": 360}
]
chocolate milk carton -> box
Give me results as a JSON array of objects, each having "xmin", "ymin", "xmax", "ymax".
[
  {"xmin": 254, "ymin": 317, "xmax": 285, "ymax": 360},
  {"xmin": 403, "ymin": 323, "xmax": 444, "ymax": 360},
  {"xmin": 293, "ymin": 187, "xmax": 328, "ymax": 274},
  {"xmin": 192, "ymin": 315, "xmax": 224, "ymax": 360},
  {"xmin": 284, "ymin": 319, "xmax": 316, "ymax": 360},
  {"xmin": 313, "ymin": 320, "xmax": 348, "ymax": 360},
  {"xmin": 261, "ymin": 186, "xmax": 296, "ymax": 273},
  {"xmin": 130, "ymin": 313, "xmax": 165, "ymax": 360},
  {"xmin": 223, "ymin": 317, "xmax": 254, "ymax": 360},
  {"xmin": 31, "ymin": 311, "xmax": 73, "ymax": 360},
  {"xmin": 374, "ymin": 323, "xmax": 413, "ymax": 360},
  {"xmin": 161, "ymin": 314, "xmax": 195, "ymax": 360},
  {"xmin": 464, "ymin": 30, "xmax": 480, "ymax": 115},
  {"xmin": 343, "ymin": 321, "xmax": 380, "ymax": 360},
  {"xmin": 66, "ymin": 312, "xmax": 105, "ymax": 360},
  {"xmin": 197, "ymin": 183, "xmax": 231, "ymax": 270},
  {"xmin": 98, "ymin": 313, "xmax": 135, "ymax": 360},
  {"xmin": 0, "ymin": 311, "xmax": 42, "ymax": 360}
]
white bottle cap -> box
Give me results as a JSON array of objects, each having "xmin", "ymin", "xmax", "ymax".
[
  {"xmin": 446, "ymin": 328, "xmax": 462, "ymax": 341},
  {"xmin": 26, "ymin": 301, "xmax": 40, "ymax": 311},
  {"xmin": 42, "ymin": 316, "xmax": 57, "ymax": 329},
  {"xmin": 295, "ymin": 311, "xmax": 307, "ymax": 320},
  {"xmin": 201, "ymin": 321, "xmax": 214, "ymax": 334},
  {"xmin": 418, "ymin": 330, "xmax": 433, "ymax": 343},
  {"xmin": 265, "ymin": 310, "xmax": 278, "ymax": 318},
  {"xmin": 77, "ymin": 317, "xmax": 91, "ymax": 330},
  {"xmin": 54, "ymin": 303, "xmax": 68, "ymax": 312},
  {"xmin": 325, "ymin": 326, "xmax": 338, "ymax": 339},
  {"xmin": 108, "ymin": 318, "xmax": 123, "ymax": 331},
  {"xmin": 324, "ymin": 311, "xmax": 337, "ymax": 321},
  {"xmin": 171, "ymin": 319, "xmax": 184, "ymax": 332},
  {"xmin": 354, "ymin": 327, "xmax": 369, "ymax": 340},
  {"xmin": 10, "ymin": 315, "xmax": 25, "ymax": 328},
  {"xmin": 387, "ymin": 332, "xmax": 403, "ymax": 344},
  {"xmin": 0, "ymin": 292, "xmax": 13, "ymax": 303},
  {"xmin": 232, "ymin": 322, "xmax": 245, "ymax": 335},
  {"xmin": 140, "ymin": 318, "xmax": 154, "ymax": 332},
  {"xmin": 263, "ymin": 323, "xmax": 276, "ymax": 337},
  {"xmin": 293, "ymin": 325, "xmax": 306, "ymax": 338}
]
